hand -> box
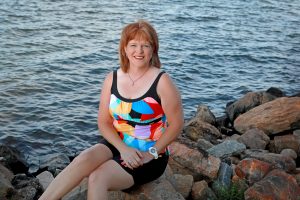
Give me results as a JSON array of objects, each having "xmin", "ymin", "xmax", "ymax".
[
  {"xmin": 140, "ymin": 151, "xmax": 154, "ymax": 164},
  {"xmin": 120, "ymin": 146, "xmax": 143, "ymax": 169}
]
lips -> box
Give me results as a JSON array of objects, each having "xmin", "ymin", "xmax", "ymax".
[{"xmin": 134, "ymin": 56, "xmax": 144, "ymax": 59}]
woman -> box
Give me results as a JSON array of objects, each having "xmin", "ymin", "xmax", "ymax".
[{"xmin": 39, "ymin": 20, "xmax": 184, "ymax": 200}]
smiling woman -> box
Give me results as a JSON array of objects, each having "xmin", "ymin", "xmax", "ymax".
[{"xmin": 38, "ymin": 20, "xmax": 184, "ymax": 200}]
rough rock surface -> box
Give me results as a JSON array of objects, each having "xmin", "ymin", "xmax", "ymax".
[{"xmin": 234, "ymin": 97, "xmax": 300, "ymax": 135}]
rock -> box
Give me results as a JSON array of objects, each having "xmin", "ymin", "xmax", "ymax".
[
  {"xmin": 281, "ymin": 149, "xmax": 298, "ymax": 160},
  {"xmin": 237, "ymin": 128, "xmax": 270, "ymax": 149},
  {"xmin": 0, "ymin": 175, "xmax": 14, "ymax": 198},
  {"xmin": 294, "ymin": 129, "xmax": 300, "ymax": 138},
  {"xmin": 234, "ymin": 97, "xmax": 300, "ymax": 135},
  {"xmin": 197, "ymin": 138, "xmax": 214, "ymax": 150},
  {"xmin": 235, "ymin": 158, "xmax": 272, "ymax": 185},
  {"xmin": 168, "ymin": 157, "xmax": 199, "ymax": 180},
  {"xmin": 40, "ymin": 153, "xmax": 70, "ymax": 175},
  {"xmin": 11, "ymin": 173, "xmax": 43, "ymax": 200},
  {"xmin": 225, "ymin": 90, "xmax": 280, "ymax": 122},
  {"xmin": 212, "ymin": 162, "xmax": 233, "ymax": 191},
  {"xmin": 207, "ymin": 140, "xmax": 246, "ymax": 158},
  {"xmin": 36, "ymin": 171, "xmax": 54, "ymax": 190},
  {"xmin": 184, "ymin": 118, "xmax": 222, "ymax": 143},
  {"xmin": 241, "ymin": 149, "xmax": 296, "ymax": 172},
  {"xmin": 195, "ymin": 105, "xmax": 216, "ymax": 125},
  {"xmin": 244, "ymin": 169, "xmax": 300, "ymax": 200},
  {"xmin": 295, "ymin": 172, "xmax": 300, "ymax": 186},
  {"xmin": 274, "ymin": 134, "xmax": 300, "ymax": 154},
  {"xmin": 137, "ymin": 177, "xmax": 185, "ymax": 200},
  {"xmin": 216, "ymin": 115, "xmax": 234, "ymax": 136},
  {"xmin": 0, "ymin": 163, "xmax": 14, "ymax": 182},
  {"xmin": 169, "ymin": 174, "xmax": 193, "ymax": 198},
  {"xmin": 227, "ymin": 134, "xmax": 241, "ymax": 141},
  {"xmin": 170, "ymin": 141, "xmax": 221, "ymax": 180},
  {"xmin": 191, "ymin": 180, "xmax": 217, "ymax": 200},
  {"xmin": 0, "ymin": 145, "xmax": 29, "ymax": 174}
]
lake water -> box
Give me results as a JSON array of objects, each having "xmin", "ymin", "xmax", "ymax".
[{"xmin": 0, "ymin": 0, "xmax": 299, "ymax": 171}]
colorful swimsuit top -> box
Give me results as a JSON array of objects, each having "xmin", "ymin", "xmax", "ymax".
[{"xmin": 109, "ymin": 70, "xmax": 167, "ymax": 152}]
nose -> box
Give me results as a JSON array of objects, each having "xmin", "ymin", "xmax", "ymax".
[{"xmin": 137, "ymin": 45, "xmax": 144, "ymax": 53}]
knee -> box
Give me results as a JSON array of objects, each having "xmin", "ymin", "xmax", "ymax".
[
  {"xmin": 73, "ymin": 144, "xmax": 107, "ymax": 166},
  {"xmin": 88, "ymin": 166, "xmax": 108, "ymax": 187}
]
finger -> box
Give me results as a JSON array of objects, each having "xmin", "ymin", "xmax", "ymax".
[
  {"xmin": 136, "ymin": 150, "xmax": 143, "ymax": 158},
  {"xmin": 126, "ymin": 161, "xmax": 133, "ymax": 169}
]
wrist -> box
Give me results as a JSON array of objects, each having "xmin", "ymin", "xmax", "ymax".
[{"xmin": 148, "ymin": 146, "xmax": 159, "ymax": 159}]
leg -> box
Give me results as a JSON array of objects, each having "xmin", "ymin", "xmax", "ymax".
[
  {"xmin": 87, "ymin": 160, "xmax": 134, "ymax": 200},
  {"xmin": 39, "ymin": 144, "xmax": 113, "ymax": 200}
]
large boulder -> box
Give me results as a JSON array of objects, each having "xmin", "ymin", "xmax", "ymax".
[
  {"xmin": 244, "ymin": 169, "xmax": 300, "ymax": 200},
  {"xmin": 226, "ymin": 88, "xmax": 283, "ymax": 122},
  {"xmin": 234, "ymin": 97, "xmax": 300, "ymax": 135}
]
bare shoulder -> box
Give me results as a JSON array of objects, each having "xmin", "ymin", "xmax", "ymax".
[
  {"xmin": 102, "ymin": 71, "xmax": 114, "ymax": 85},
  {"xmin": 158, "ymin": 72, "xmax": 176, "ymax": 89},
  {"xmin": 157, "ymin": 72, "xmax": 180, "ymax": 98}
]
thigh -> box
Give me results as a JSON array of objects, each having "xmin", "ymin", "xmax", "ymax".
[
  {"xmin": 89, "ymin": 160, "xmax": 134, "ymax": 191},
  {"xmin": 75, "ymin": 143, "xmax": 113, "ymax": 168}
]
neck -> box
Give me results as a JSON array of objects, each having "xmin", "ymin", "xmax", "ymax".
[{"xmin": 127, "ymin": 66, "xmax": 151, "ymax": 86}]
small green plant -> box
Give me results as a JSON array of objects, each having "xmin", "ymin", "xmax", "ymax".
[{"xmin": 215, "ymin": 181, "xmax": 246, "ymax": 200}]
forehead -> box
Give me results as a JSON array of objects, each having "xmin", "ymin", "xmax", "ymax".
[
  {"xmin": 128, "ymin": 30, "xmax": 151, "ymax": 43},
  {"xmin": 128, "ymin": 39, "xmax": 150, "ymax": 44}
]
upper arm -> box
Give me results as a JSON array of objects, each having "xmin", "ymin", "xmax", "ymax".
[
  {"xmin": 98, "ymin": 72, "xmax": 114, "ymax": 126},
  {"xmin": 157, "ymin": 73, "xmax": 184, "ymax": 127}
]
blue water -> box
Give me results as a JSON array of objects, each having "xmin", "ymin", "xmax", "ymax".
[{"xmin": 0, "ymin": 0, "xmax": 299, "ymax": 171}]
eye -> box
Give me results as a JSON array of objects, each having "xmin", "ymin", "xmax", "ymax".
[
  {"xmin": 143, "ymin": 44, "xmax": 151, "ymax": 48},
  {"xmin": 129, "ymin": 44, "xmax": 137, "ymax": 47}
]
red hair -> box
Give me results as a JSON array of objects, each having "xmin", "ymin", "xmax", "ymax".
[{"xmin": 119, "ymin": 20, "xmax": 161, "ymax": 72}]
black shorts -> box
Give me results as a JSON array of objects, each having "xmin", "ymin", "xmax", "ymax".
[{"xmin": 100, "ymin": 139, "xmax": 169, "ymax": 188}]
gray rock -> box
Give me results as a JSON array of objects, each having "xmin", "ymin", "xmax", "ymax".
[
  {"xmin": 0, "ymin": 145, "xmax": 29, "ymax": 174},
  {"xmin": 36, "ymin": 171, "xmax": 54, "ymax": 190},
  {"xmin": 207, "ymin": 140, "xmax": 246, "ymax": 158},
  {"xmin": 0, "ymin": 164, "xmax": 14, "ymax": 198},
  {"xmin": 212, "ymin": 162, "xmax": 233, "ymax": 191},
  {"xmin": 10, "ymin": 173, "xmax": 43, "ymax": 200},
  {"xmin": 280, "ymin": 149, "xmax": 297, "ymax": 160},
  {"xmin": 40, "ymin": 153, "xmax": 70, "ymax": 175}
]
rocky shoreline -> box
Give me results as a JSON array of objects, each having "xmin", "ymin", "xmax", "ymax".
[{"xmin": 1, "ymin": 87, "xmax": 300, "ymax": 200}]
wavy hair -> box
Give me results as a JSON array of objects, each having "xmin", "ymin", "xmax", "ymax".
[{"xmin": 119, "ymin": 20, "xmax": 161, "ymax": 72}]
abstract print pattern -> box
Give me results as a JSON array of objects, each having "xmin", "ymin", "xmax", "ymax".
[{"xmin": 109, "ymin": 94, "xmax": 166, "ymax": 152}]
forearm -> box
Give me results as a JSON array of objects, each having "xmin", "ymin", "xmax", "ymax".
[
  {"xmin": 154, "ymin": 122, "xmax": 183, "ymax": 154},
  {"xmin": 99, "ymin": 122, "xmax": 127, "ymax": 152}
]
